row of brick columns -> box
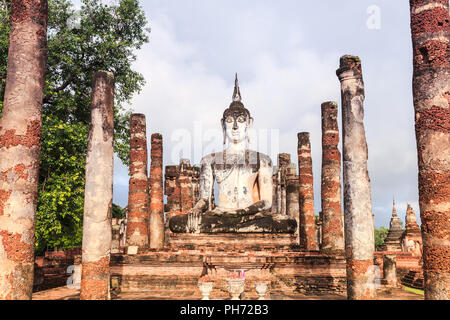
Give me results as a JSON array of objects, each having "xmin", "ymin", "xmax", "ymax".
[{"xmin": 126, "ymin": 116, "xmax": 165, "ymax": 250}]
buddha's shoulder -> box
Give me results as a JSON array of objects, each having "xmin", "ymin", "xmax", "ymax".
[
  {"xmin": 200, "ymin": 152, "xmax": 222, "ymax": 164},
  {"xmin": 248, "ymin": 150, "xmax": 273, "ymax": 166}
]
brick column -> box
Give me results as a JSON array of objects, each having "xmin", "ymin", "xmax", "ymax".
[
  {"xmin": 192, "ymin": 166, "xmax": 201, "ymax": 204},
  {"xmin": 271, "ymin": 173, "xmax": 278, "ymax": 213},
  {"xmin": 80, "ymin": 71, "xmax": 115, "ymax": 300},
  {"xmin": 164, "ymin": 166, "xmax": 181, "ymax": 213},
  {"xmin": 0, "ymin": 0, "xmax": 48, "ymax": 300},
  {"xmin": 297, "ymin": 133, "xmax": 318, "ymax": 251},
  {"xmin": 383, "ymin": 255, "xmax": 397, "ymax": 287},
  {"xmin": 320, "ymin": 101, "xmax": 345, "ymax": 255},
  {"xmin": 278, "ymin": 154, "xmax": 291, "ymax": 215},
  {"xmin": 276, "ymin": 170, "xmax": 282, "ymax": 214},
  {"xmin": 126, "ymin": 114, "xmax": 149, "ymax": 248},
  {"xmin": 278, "ymin": 153, "xmax": 291, "ymax": 168},
  {"xmin": 286, "ymin": 164, "xmax": 300, "ymax": 242},
  {"xmin": 337, "ymin": 55, "xmax": 375, "ymax": 300},
  {"xmin": 149, "ymin": 134, "xmax": 164, "ymax": 249},
  {"xmin": 180, "ymin": 159, "xmax": 194, "ymax": 213},
  {"xmin": 409, "ymin": 0, "xmax": 450, "ymax": 300}
]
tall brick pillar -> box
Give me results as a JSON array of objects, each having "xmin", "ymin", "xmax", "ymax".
[
  {"xmin": 0, "ymin": 0, "xmax": 48, "ymax": 300},
  {"xmin": 337, "ymin": 55, "xmax": 376, "ymax": 300},
  {"xmin": 126, "ymin": 114, "xmax": 149, "ymax": 248},
  {"xmin": 149, "ymin": 134, "xmax": 165, "ymax": 249},
  {"xmin": 320, "ymin": 101, "xmax": 345, "ymax": 255},
  {"xmin": 286, "ymin": 163, "xmax": 300, "ymax": 242},
  {"xmin": 80, "ymin": 71, "xmax": 115, "ymax": 300},
  {"xmin": 409, "ymin": 0, "xmax": 450, "ymax": 300},
  {"xmin": 297, "ymin": 133, "xmax": 318, "ymax": 251}
]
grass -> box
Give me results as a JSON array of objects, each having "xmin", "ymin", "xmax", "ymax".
[{"xmin": 403, "ymin": 286, "xmax": 424, "ymax": 296}]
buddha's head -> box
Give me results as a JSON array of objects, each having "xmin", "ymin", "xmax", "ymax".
[{"xmin": 221, "ymin": 74, "xmax": 254, "ymax": 145}]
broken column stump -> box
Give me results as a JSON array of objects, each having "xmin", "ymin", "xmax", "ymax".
[
  {"xmin": 80, "ymin": 71, "xmax": 115, "ymax": 300},
  {"xmin": 297, "ymin": 133, "xmax": 318, "ymax": 251},
  {"xmin": 337, "ymin": 55, "xmax": 376, "ymax": 300},
  {"xmin": 126, "ymin": 114, "xmax": 150, "ymax": 248},
  {"xmin": 409, "ymin": 0, "xmax": 450, "ymax": 300},
  {"xmin": 0, "ymin": 0, "xmax": 48, "ymax": 300},
  {"xmin": 383, "ymin": 255, "xmax": 398, "ymax": 287},
  {"xmin": 149, "ymin": 133, "xmax": 165, "ymax": 249},
  {"xmin": 320, "ymin": 101, "xmax": 345, "ymax": 255}
]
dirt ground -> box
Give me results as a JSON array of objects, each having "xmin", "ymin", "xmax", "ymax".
[{"xmin": 32, "ymin": 286, "xmax": 424, "ymax": 301}]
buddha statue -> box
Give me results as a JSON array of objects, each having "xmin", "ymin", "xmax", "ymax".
[{"xmin": 169, "ymin": 75, "xmax": 297, "ymax": 234}]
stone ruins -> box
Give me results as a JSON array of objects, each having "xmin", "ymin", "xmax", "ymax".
[{"xmin": 0, "ymin": 0, "xmax": 448, "ymax": 301}]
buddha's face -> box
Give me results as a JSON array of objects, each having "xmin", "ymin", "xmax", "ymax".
[{"xmin": 223, "ymin": 114, "xmax": 252, "ymax": 144}]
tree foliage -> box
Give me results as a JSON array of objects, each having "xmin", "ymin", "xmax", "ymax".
[
  {"xmin": 0, "ymin": 0, "xmax": 149, "ymax": 254},
  {"xmin": 375, "ymin": 227, "xmax": 389, "ymax": 251}
]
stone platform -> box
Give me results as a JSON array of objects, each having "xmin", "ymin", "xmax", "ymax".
[{"xmin": 110, "ymin": 233, "xmax": 347, "ymax": 300}]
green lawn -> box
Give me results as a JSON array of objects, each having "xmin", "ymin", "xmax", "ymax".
[{"xmin": 403, "ymin": 286, "xmax": 424, "ymax": 296}]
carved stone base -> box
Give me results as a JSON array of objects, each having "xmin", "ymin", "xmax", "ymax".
[{"xmin": 169, "ymin": 210, "xmax": 297, "ymax": 234}]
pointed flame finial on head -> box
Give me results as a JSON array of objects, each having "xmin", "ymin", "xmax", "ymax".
[
  {"xmin": 232, "ymin": 73, "xmax": 242, "ymax": 102},
  {"xmin": 223, "ymin": 73, "xmax": 252, "ymax": 122}
]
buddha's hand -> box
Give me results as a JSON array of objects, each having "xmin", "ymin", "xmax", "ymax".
[
  {"xmin": 187, "ymin": 198, "xmax": 208, "ymax": 233},
  {"xmin": 239, "ymin": 200, "xmax": 268, "ymax": 215}
]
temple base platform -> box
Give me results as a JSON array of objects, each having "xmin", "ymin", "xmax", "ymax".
[{"xmin": 110, "ymin": 233, "xmax": 347, "ymax": 300}]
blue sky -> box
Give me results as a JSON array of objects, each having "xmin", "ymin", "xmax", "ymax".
[{"xmin": 101, "ymin": 0, "xmax": 420, "ymax": 228}]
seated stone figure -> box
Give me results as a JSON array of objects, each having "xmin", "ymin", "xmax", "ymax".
[{"xmin": 169, "ymin": 75, "xmax": 296, "ymax": 234}]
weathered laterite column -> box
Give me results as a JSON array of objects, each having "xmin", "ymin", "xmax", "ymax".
[
  {"xmin": 320, "ymin": 101, "xmax": 345, "ymax": 255},
  {"xmin": 126, "ymin": 114, "xmax": 149, "ymax": 248},
  {"xmin": 337, "ymin": 55, "xmax": 376, "ymax": 300},
  {"xmin": 149, "ymin": 133, "xmax": 165, "ymax": 249},
  {"xmin": 383, "ymin": 255, "xmax": 397, "ymax": 287},
  {"xmin": 0, "ymin": 0, "xmax": 48, "ymax": 300},
  {"xmin": 286, "ymin": 163, "xmax": 300, "ymax": 242},
  {"xmin": 297, "ymin": 133, "xmax": 318, "ymax": 251},
  {"xmin": 409, "ymin": 0, "xmax": 450, "ymax": 300},
  {"xmin": 80, "ymin": 71, "xmax": 115, "ymax": 300}
]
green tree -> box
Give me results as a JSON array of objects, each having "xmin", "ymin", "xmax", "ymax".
[
  {"xmin": 112, "ymin": 204, "xmax": 125, "ymax": 219},
  {"xmin": 0, "ymin": 0, "xmax": 10, "ymax": 115},
  {"xmin": 0, "ymin": 0, "xmax": 149, "ymax": 254},
  {"xmin": 375, "ymin": 227, "xmax": 389, "ymax": 251}
]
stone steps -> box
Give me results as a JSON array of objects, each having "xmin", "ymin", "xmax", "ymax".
[
  {"xmin": 401, "ymin": 270, "xmax": 424, "ymax": 290},
  {"xmin": 110, "ymin": 248, "xmax": 347, "ymax": 299}
]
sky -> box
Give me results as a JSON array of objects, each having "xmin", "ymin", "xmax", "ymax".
[{"xmin": 99, "ymin": 0, "xmax": 420, "ymax": 229}]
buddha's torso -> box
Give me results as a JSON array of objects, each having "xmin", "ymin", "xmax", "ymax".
[{"xmin": 200, "ymin": 149, "xmax": 271, "ymax": 211}]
